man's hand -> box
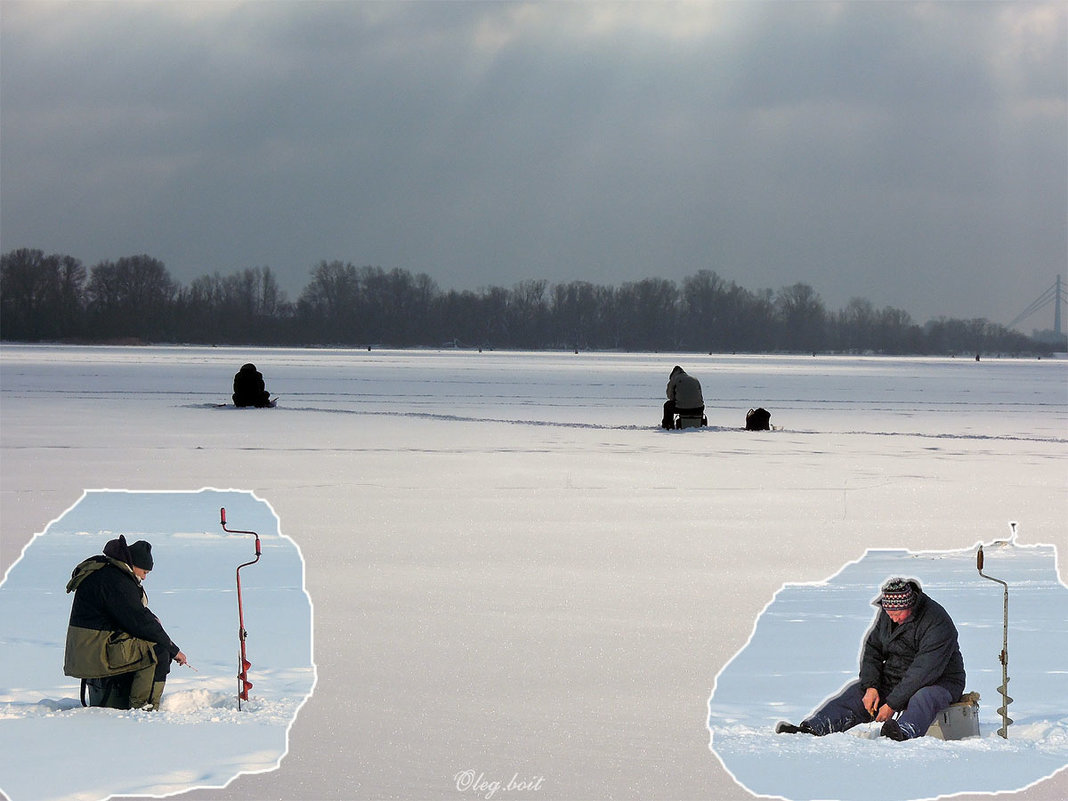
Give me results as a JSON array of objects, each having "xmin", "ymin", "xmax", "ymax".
[
  {"xmin": 862, "ymin": 687, "xmax": 880, "ymax": 718},
  {"xmin": 174, "ymin": 651, "xmax": 188, "ymax": 666},
  {"xmin": 875, "ymin": 704, "xmax": 895, "ymax": 723}
]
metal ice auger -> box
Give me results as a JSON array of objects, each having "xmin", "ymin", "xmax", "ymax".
[
  {"xmin": 221, "ymin": 507, "xmax": 261, "ymax": 710},
  {"xmin": 977, "ymin": 532, "xmax": 1013, "ymax": 739}
]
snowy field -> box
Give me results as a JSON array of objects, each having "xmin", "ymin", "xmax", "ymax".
[{"xmin": 0, "ymin": 344, "xmax": 1066, "ymax": 801}]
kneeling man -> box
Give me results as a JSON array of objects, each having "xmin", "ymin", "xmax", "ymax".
[{"xmin": 64, "ymin": 535, "xmax": 188, "ymax": 710}]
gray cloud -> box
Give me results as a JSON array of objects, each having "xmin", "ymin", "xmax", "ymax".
[{"xmin": 2, "ymin": 1, "xmax": 1064, "ymax": 328}]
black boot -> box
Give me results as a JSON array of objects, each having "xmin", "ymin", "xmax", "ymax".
[
  {"xmin": 775, "ymin": 721, "xmax": 818, "ymax": 735},
  {"xmin": 880, "ymin": 718, "xmax": 908, "ymax": 741}
]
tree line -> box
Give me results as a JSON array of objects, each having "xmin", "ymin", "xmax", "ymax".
[{"xmin": 0, "ymin": 248, "xmax": 1051, "ymax": 355}]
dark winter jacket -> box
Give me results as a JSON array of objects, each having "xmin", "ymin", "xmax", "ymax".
[
  {"xmin": 666, "ymin": 369, "xmax": 704, "ymax": 411},
  {"xmin": 232, "ymin": 363, "xmax": 270, "ymax": 407},
  {"xmin": 858, "ymin": 582, "xmax": 966, "ymax": 712},
  {"xmin": 63, "ymin": 555, "xmax": 180, "ymax": 679}
]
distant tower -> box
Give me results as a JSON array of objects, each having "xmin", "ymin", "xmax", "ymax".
[{"xmin": 1056, "ymin": 275, "xmax": 1063, "ymax": 338}]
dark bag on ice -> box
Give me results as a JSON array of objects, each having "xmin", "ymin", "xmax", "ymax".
[
  {"xmin": 745, "ymin": 407, "xmax": 771, "ymax": 431},
  {"xmin": 80, "ymin": 672, "xmax": 134, "ymax": 709}
]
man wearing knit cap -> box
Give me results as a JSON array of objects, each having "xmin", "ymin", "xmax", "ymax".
[
  {"xmin": 64, "ymin": 535, "xmax": 188, "ymax": 710},
  {"xmin": 776, "ymin": 577, "xmax": 966, "ymax": 741}
]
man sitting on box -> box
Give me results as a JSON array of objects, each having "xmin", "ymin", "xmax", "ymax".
[{"xmin": 776, "ymin": 577, "xmax": 966, "ymax": 741}]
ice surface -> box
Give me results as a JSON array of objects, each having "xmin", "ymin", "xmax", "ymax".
[{"xmin": 1, "ymin": 345, "xmax": 1065, "ymax": 801}]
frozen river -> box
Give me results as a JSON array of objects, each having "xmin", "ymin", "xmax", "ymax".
[{"xmin": 1, "ymin": 345, "xmax": 1066, "ymax": 801}]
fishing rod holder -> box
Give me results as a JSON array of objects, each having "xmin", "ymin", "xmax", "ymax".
[
  {"xmin": 221, "ymin": 507, "xmax": 262, "ymax": 710},
  {"xmin": 977, "ymin": 536, "xmax": 1013, "ymax": 739}
]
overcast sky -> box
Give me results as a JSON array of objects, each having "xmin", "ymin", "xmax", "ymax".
[{"xmin": 1, "ymin": 1, "xmax": 1065, "ymax": 328}]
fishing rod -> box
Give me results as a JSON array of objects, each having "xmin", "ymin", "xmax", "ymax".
[{"xmin": 220, "ymin": 507, "xmax": 261, "ymax": 710}]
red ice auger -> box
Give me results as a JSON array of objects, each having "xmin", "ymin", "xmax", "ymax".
[{"xmin": 221, "ymin": 507, "xmax": 261, "ymax": 710}]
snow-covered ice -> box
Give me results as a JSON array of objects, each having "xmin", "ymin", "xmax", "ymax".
[
  {"xmin": 0, "ymin": 489, "xmax": 314, "ymax": 801},
  {"xmin": 708, "ymin": 543, "xmax": 1068, "ymax": 801},
  {"xmin": 0, "ymin": 345, "xmax": 1065, "ymax": 801}
]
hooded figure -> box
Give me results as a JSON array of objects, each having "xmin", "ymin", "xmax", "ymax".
[
  {"xmin": 64, "ymin": 535, "xmax": 186, "ymax": 710},
  {"xmin": 662, "ymin": 365, "xmax": 705, "ymax": 429},
  {"xmin": 776, "ymin": 577, "xmax": 965, "ymax": 741},
  {"xmin": 232, "ymin": 363, "xmax": 272, "ymax": 408}
]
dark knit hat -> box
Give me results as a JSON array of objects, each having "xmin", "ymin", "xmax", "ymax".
[
  {"xmin": 876, "ymin": 578, "xmax": 917, "ymax": 611},
  {"xmin": 102, "ymin": 534, "xmax": 133, "ymax": 567},
  {"xmin": 671, "ymin": 365, "xmax": 684, "ymax": 376},
  {"xmin": 129, "ymin": 540, "xmax": 154, "ymax": 571}
]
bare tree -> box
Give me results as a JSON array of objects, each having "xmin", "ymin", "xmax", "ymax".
[
  {"xmin": 775, "ymin": 282, "xmax": 827, "ymax": 352},
  {"xmin": 1, "ymin": 248, "xmax": 86, "ymax": 340},
  {"xmin": 297, "ymin": 261, "xmax": 362, "ymax": 343},
  {"xmin": 86, "ymin": 255, "xmax": 177, "ymax": 340}
]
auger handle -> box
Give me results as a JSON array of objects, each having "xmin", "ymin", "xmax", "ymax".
[{"xmin": 221, "ymin": 508, "xmax": 262, "ymax": 548}]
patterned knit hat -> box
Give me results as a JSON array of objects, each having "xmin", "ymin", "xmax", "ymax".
[{"xmin": 877, "ymin": 578, "xmax": 917, "ymax": 610}]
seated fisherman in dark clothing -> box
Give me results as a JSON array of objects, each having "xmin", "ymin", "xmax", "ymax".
[
  {"xmin": 662, "ymin": 365, "xmax": 705, "ymax": 429},
  {"xmin": 232, "ymin": 363, "xmax": 272, "ymax": 407},
  {"xmin": 776, "ymin": 577, "xmax": 966, "ymax": 741}
]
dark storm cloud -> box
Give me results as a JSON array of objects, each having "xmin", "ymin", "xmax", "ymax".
[{"xmin": 1, "ymin": 1, "xmax": 1064, "ymax": 326}]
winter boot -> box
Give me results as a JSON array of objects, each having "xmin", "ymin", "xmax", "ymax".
[
  {"xmin": 880, "ymin": 718, "xmax": 909, "ymax": 741},
  {"xmin": 130, "ymin": 679, "xmax": 166, "ymax": 711},
  {"xmin": 146, "ymin": 680, "xmax": 166, "ymax": 710},
  {"xmin": 775, "ymin": 721, "xmax": 818, "ymax": 735},
  {"xmin": 128, "ymin": 664, "xmax": 160, "ymax": 710}
]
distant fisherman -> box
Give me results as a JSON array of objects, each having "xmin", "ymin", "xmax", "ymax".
[
  {"xmin": 662, "ymin": 365, "xmax": 705, "ymax": 429},
  {"xmin": 776, "ymin": 577, "xmax": 966, "ymax": 741},
  {"xmin": 232, "ymin": 363, "xmax": 273, "ymax": 408},
  {"xmin": 64, "ymin": 535, "xmax": 188, "ymax": 710}
]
